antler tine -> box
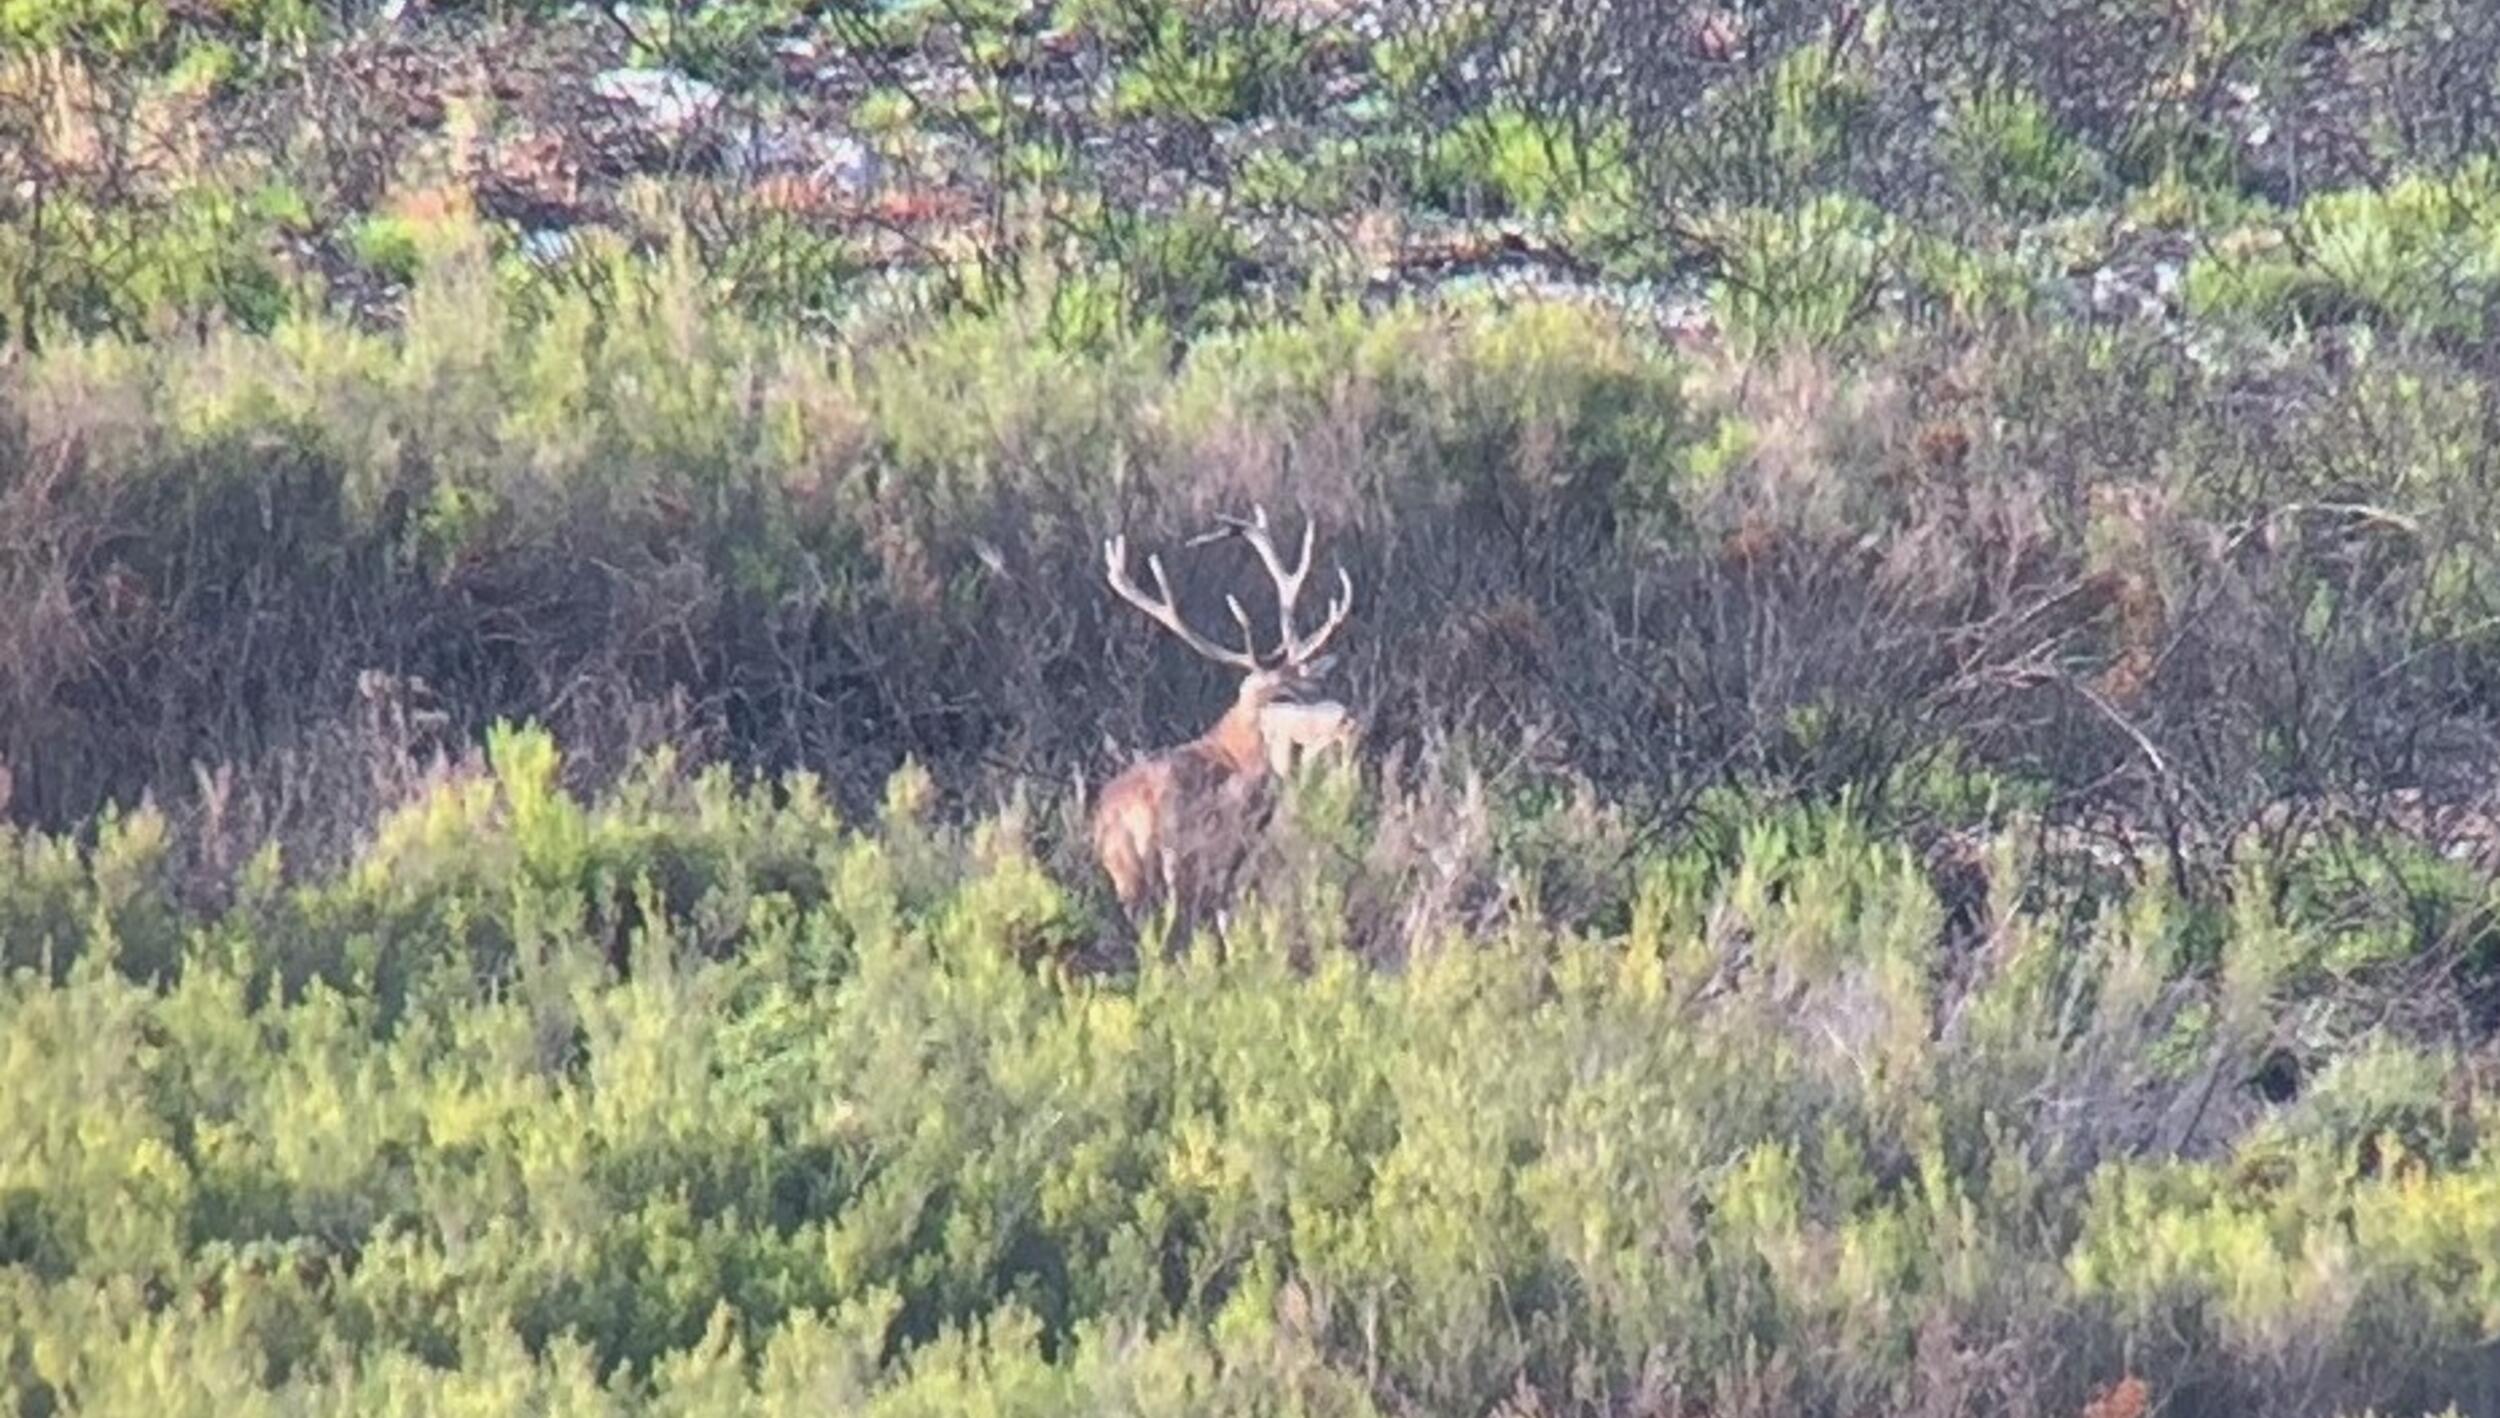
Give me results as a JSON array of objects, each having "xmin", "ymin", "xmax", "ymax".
[
  {"xmin": 1103, "ymin": 532, "xmax": 1262, "ymax": 670},
  {"xmin": 1224, "ymin": 593, "xmax": 1258, "ymax": 651},
  {"xmin": 1292, "ymin": 564, "xmax": 1354, "ymax": 664},
  {"xmin": 1229, "ymin": 502, "xmax": 1317, "ymax": 653},
  {"xmin": 1182, "ymin": 521, "xmax": 1238, "ymax": 549},
  {"xmin": 1147, "ymin": 505, "xmax": 1356, "ymax": 668}
]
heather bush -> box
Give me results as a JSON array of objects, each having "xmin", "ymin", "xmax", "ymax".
[
  {"xmin": 5, "ymin": 730, "xmax": 2500, "ymax": 1415},
  {"xmin": 11, "ymin": 216, "xmax": 2500, "ymax": 900}
]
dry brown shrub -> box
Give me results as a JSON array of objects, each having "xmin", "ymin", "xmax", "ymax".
[
  {"xmin": 2080, "ymin": 1374, "xmax": 2149, "ymax": 1418},
  {"xmin": 2083, "ymin": 484, "xmax": 2174, "ymax": 710},
  {"xmin": 1914, "ymin": 417, "xmax": 1972, "ymax": 473}
]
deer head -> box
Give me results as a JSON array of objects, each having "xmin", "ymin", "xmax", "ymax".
[{"xmin": 1102, "ymin": 503, "xmax": 1355, "ymax": 730}]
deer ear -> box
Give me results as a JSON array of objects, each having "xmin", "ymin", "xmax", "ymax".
[{"xmin": 1299, "ymin": 652, "xmax": 1338, "ymax": 679}]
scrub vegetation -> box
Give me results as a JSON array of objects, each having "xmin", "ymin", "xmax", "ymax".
[{"xmin": 7, "ymin": 0, "xmax": 2500, "ymax": 1413}]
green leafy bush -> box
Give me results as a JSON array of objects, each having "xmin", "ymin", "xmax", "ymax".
[
  {"xmin": 0, "ymin": 176, "xmax": 294, "ymax": 342},
  {"xmin": 1108, "ymin": 7, "xmax": 1312, "ymax": 124},
  {"xmin": 2185, "ymin": 160, "xmax": 2500, "ymax": 340},
  {"xmin": 1417, "ymin": 107, "xmax": 1633, "ymax": 221},
  {"xmin": 1704, "ymin": 193, "xmax": 1898, "ymax": 349},
  {"xmin": 347, "ymin": 214, "xmax": 424, "ymax": 285},
  {"xmin": 1943, "ymin": 81, "xmax": 2114, "ymax": 218},
  {"xmin": 5, "ymin": 731, "xmax": 2500, "ymax": 1414}
]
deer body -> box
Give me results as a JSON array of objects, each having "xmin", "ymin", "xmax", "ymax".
[
  {"xmin": 1091, "ymin": 693, "xmax": 1273, "ymax": 913},
  {"xmin": 1092, "ymin": 507, "xmax": 1356, "ymax": 918}
]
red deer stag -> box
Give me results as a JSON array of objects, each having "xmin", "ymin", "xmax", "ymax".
[{"xmin": 1092, "ymin": 506, "xmax": 1356, "ymax": 919}]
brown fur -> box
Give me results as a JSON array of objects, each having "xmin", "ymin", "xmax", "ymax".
[{"xmin": 1092, "ymin": 683, "xmax": 1281, "ymax": 915}]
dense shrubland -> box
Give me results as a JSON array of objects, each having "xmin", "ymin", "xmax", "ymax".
[
  {"xmin": 9, "ymin": 0, "xmax": 2500, "ymax": 1413},
  {"xmin": 9, "ymin": 726, "xmax": 2500, "ymax": 1415}
]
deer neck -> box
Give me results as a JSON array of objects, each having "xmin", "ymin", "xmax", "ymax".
[{"xmin": 1198, "ymin": 700, "xmax": 1272, "ymax": 777}]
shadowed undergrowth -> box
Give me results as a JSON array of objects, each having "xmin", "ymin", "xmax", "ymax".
[{"xmin": 9, "ymin": 223, "xmax": 2500, "ymax": 872}]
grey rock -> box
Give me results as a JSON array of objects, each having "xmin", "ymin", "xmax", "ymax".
[{"xmin": 591, "ymin": 67, "xmax": 722, "ymax": 136}]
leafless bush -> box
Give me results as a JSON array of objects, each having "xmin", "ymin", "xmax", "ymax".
[{"xmin": 7, "ymin": 287, "xmax": 2500, "ymax": 975}]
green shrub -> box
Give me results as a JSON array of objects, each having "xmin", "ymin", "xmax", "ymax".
[
  {"xmin": 2185, "ymin": 159, "xmax": 2500, "ymax": 340},
  {"xmin": 0, "ymin": 176, "xmax": 294, "ymax": 342},
  {"xmin": 1944, "ymin": 81, "xmax": 2114, "ymax": 218},
  {"xmin": 1417, "ymin": 107, "xmax": 1634, "ymax": 221},
  {"xmin": 1704, "ymin": 193, "xmax": 1899, "ymax": 349},
  {"xmin": 1109, "ymin": 7, "xmax": 1311, "ymax": 124},
  {"xmin": 6, "ymin": 731, "xmax": 2499, "ymax": 1413},
  {"xmin": 348, "ymin": 214, "xmax": 424, "ymax": 286},
  {"xmin": 604, "ymin": 0, "xmax": 799, "ymax": 90}
]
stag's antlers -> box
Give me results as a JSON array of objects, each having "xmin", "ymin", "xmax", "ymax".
[
  {"xmin": 1103, "ymin": 534, "xmax": 1263, "ymax": 670},
  {"xmin": 1188, "ymin": 505, "xmax": 1355, "ymax": 670},
  {"xmin": 1104, "ymin": 504, "xmax": 1354, "ymax": 671}
]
